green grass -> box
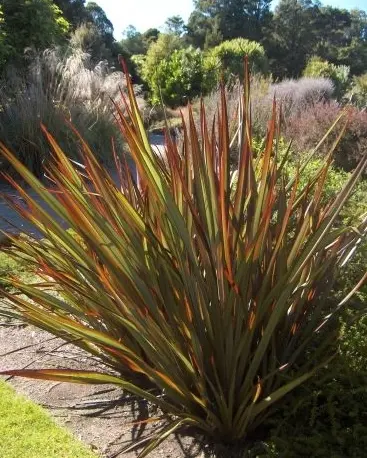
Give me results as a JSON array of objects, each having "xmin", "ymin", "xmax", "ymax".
[
  {"xmin": 0, "ymin": 380, "xmax": 99, "ymax": 458},
  {"xmin": 0, "ymin": 249, "xmax": 37, "ymax": 320},
  {"xmin": 0, "ymin": 250, "xmax": 35, "ymax": 289}
]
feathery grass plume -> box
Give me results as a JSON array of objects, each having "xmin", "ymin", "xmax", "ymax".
[
  {"xmin": 0, "ymin": 47, "xmax": 144, "ymax": 178},
  {"xmin": 1, "ymin": 61, "xmax": 366, "ymax": 456}
]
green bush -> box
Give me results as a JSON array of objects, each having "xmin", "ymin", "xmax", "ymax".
[
  {"xmin": 285, "ymin": 158, "xmax": 367, "ymax": 219},
  {"xmin": 0, "ymin": 250, "xmax": 31, "ymax": 290},
  {"xmin": 139, "ymin": 33, "xmax": 183, "ymax": 83},
  {"xmin": 347, "ymin": 73, "xmax": 367, "ymax": 109},
  {"xmin": 303, "ymin": 56, "xmax": 350, "ymax": 98},
  {"xmin": 1, "ymin": 0, "xmax": 69, "ymax": 67},
  {"xmin": 147, "ymin": 46, "xmax": 204, "ymax": 106},
  {"xmin": 284, "ymin": 156, "xmax": 367, "ymax": 307},
  {"xmin": 204, "ymin": 38, "xmax": 268, "ymax": 90},
  {"xmin": 135, "ymin": 33, "xmax": 189, "ymax": 105}
]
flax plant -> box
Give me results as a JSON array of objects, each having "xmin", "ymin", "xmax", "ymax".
[{"xmin": 1, "ymin": 61, "xmax": 366, "ymax": 455}]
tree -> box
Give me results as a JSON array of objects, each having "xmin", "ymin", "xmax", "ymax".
[
  {"xmin": 348, "ymin": 73, "xmax": 367, "ymax": 108},
  {"xmin": 0, "ymin": 6, "xmax": 10, "ymax": 69},
  {"xmin": 349, "ymin": 9, "xmax": 367, "ymax": 41},
  {"xmin": 264, "ymin": 0, "xmax": 321, "ymax": 78},
  {"xmin": 338, "ymin": 9, "xmax": 367, "ymax": 75},
  {"xmin": 308, "ymin": 7, "xmax": 367, "ymax": 75},
  {"xmin": 120, "ymin": 26, "xmax": 145, "ymax": 55},
  {"xmin": 264, "ymin": 2, "xmax": 367, "ymax": 79},
  {"xmin": 53, "ymin": 0, "xmax": 89, "ymax": 27},
  {"xmin": 120, "ymin": 26, "xmax": 160, "ymax": 56},
  {"xmin": 313, "ymin": 6, "xmax": 351, "ymax": 63},
  {"xmin": 188, "ymin": 0, "xmax": 272, "ymax": 44},
  {"xmin": 165, "ymin": 15, "xmax": 186, "ymax": 36},
  {"xmin": 186, "ymin": 10, "xmax": 217, "ymax": 48},
  {"xmin": 204, "ymin": 16, "xmax": 223, "ymax": 48},
  {"xmin": 69, "ymin": 23, "xmax": 113, "ymax": 63},
  {"xmin": 1, "ymin": 0, "xmax": 69, "ymax": 65},
  {"xmin": 83, "ymin": 2, "xmax": 121, "ymax": 63},
  {"xmin": 85, "ymin": 1, "xmax": 113, "ymax": 37},
  {"xmin": 143, "ymin": 28, "xmax": 160, "ymax": 46}
]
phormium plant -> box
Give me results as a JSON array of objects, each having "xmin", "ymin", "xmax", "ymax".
[{"xmin": 1, "ymin": 61, "xmax": 366, "ymax": 456}]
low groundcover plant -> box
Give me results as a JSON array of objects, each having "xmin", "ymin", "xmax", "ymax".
[{"xmin": 1, "ymin": 62, "xmax": 366, "ymax": 456}]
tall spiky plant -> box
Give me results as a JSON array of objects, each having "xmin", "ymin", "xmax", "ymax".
[{"xmin": 1, "ymin": 61, "xmax": 366, "ymax": 455}]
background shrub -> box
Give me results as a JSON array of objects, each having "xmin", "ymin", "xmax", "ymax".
[
  {"xmin": 284, "ymin": 101, "xmax": 367, "ymax": 171},
  {"xmin": 138, "ymin": 33, "xmax": 183, "ymax": 84},
  {"xmin": 347, "ymin": 73, "xmax": 367, "ymax": 110},
  {"xmin": 203, "ymin": 38, "xmax": 268, "ymax": 89},
  {"xmin": 303, "ymin": 56, "xmax": 350, "ymax": 98},
  {"xmin": 250, "ymin": 76, "xmax": 335, "ymax": 136},
  {"xmin": 269, "ymin": 77, "xmax": 335, "ymax": 116},
  {"xmin": 142, "ymin": 46, "xmax": 204, "ymax": 107},
  {"xmin": 203, "ymin": 76, "xmax": 333, "ymax": 140},
  {"xmin": 201, "ymin": 75, "xmax": 365, "ymax": 173}
]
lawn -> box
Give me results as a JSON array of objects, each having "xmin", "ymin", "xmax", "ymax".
[
  {"xmin": 0, "ymin": 380, "xmax": 99, "ymax": 458},
  {"xmin": 0, "ymin": 248, "xmax": 35, "ymax": 289}
]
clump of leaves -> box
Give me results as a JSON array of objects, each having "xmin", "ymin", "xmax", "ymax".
[{"xmin": 1, "ymin": 61, "xmax": 366, "ymax": 456}]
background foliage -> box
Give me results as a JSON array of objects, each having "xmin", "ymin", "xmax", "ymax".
[
  {"xmin": 303, "ymin": 56, "xmax": 350, "ymax": 99},
  {"xmin": 146, "ymin": 46, "xmax": 204, "ymax": 106}
]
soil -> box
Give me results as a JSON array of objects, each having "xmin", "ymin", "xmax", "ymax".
[{"xmin": 0, "ymin": 323, "xmax": 206, "ymax": 458}]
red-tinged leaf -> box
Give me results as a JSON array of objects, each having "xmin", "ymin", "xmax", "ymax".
[{"xmin": 0, "ymin": 369, "xmax": 124, "ymax": 385}]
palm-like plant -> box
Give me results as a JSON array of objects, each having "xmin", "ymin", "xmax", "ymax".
[{"xmin": 1, "ymin": 62, "xmax": 366, "ymax": 455}]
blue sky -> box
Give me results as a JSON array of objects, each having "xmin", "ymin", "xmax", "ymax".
[{"xmin": 96, "ymin": 0, "xmax": 367, "ymax": 39}]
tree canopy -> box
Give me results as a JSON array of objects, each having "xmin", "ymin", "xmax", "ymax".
[
  {"xmin": 186, "ymin": 0, "xmax": 367, "ymax": 78},
  {"xmin": 0, "ymin": 0, "xmax": 122, "ymax": 70},
  {"xmin": 1, "ymin": 0, "xmax": 69, "ymax": 64},
  {"xmin": 0, "ymin": 0, "xmax": 366, "ymax": 89},
  {"xmin": 187, "ymin": 0, "xmax": 272, "ymax": 47},
  {"xmin": 53, "ymin": 0, "xmax": 88, "ymax": 26}
]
